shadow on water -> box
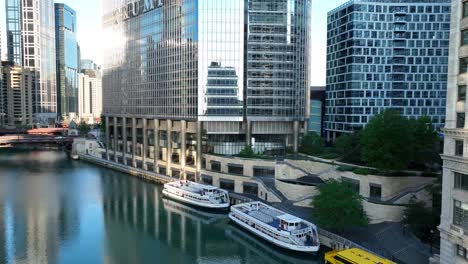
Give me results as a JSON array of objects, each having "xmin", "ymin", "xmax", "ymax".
[{"xmin": 0, "ymin": 150, "xmax": 322, "ymax": 264}]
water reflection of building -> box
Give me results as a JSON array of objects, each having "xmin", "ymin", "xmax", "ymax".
[
  {"xmin": 101, "ymin": 173, "xmax": 280, "ymax": 264},
  {"xmin": 0, "ymin": 152, "xmax": 80, "ymax": 264}
]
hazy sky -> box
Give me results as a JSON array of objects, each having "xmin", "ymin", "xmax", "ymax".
[{"xmin": 0, "ymin": 0, "xmax": 348, "ymax": 86}]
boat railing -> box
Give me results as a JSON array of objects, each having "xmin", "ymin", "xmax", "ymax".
[
  {"xmin": 289, "ymin": 233, "xmax": 305, "ymax": 246},
  {"xmin": 291, "ymin": 226, "xmax": 312, "ymax": 236}
]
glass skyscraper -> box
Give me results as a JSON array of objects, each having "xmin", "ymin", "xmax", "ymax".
[
  {"xmin": 325, "ymin": 0, "xmax": 451, "ymax": 139},
  {"xmin": 102, "ymin": 0, "xmax": 311, "ymax": 180},
  {"xmin": 5, "ymin": 0, "xmax": 57, "ymax": 125},
  {"xmin": 55, "ymin": 3, "xmax": 79, "ymax": 121}
]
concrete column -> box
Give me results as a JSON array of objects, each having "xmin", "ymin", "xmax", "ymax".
[
  {"xmin": 166, "ymin": 119, "xmax": 172, "ymax": 176},
  {"xmin": 142, "ymin": 118, "xmax": 148, "ymax": 170},
  {"xmin": 132, "ymin": 117, "xmax": 137, "ymax": 168},
  {"xmin": 196, "ymin": 121, "xmax": 203, "ymax": 181},
  {"xmin": 114, "ymin": 117, "xmax": 118, "ymax": 162},
  {"xmin": 154, "ymin": 119, "xmax": 160, "ymax": 173},
  {"xmin": 293, "ymin": 120, "xmax": 299, "ymax": 154},
  {"xmin": 105, "ymin": 116, "xmax": 110, "ymax": 160},
  {"xmin": 180, "ymin": 120, "xmax": 186, "ymax": 180},
  {"xmin": 122, "ymin": 117, "xmax": 127, "ymax": 165},
  {"xmin": 246, "ymin": 120, "xmax": 252, "ymax": 146}
]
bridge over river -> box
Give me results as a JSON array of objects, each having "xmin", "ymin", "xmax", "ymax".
[{"xmin": 0, "ymin": 134, "xmax": 74, "ymax": 155}]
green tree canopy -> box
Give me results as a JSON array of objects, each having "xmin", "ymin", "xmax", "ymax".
[
  {"xmin": 78, "ymin": 121, "xmax": 91, "ymax": 135},
  {"xmin": 408, "ymin": 116, "xmax": 440, "ymax": 169},
  {"xmin": 100, "ymin": 115, "xmax": 106, "ymax": 134},
  {"xmin": 335, "ymin": 131, "xmax": 362, "ymax": 163},
  {"xmin": 360, "ymin": 109, "xmax": 413, "ymax": 171},
  {"xmin": 312, "ymin": 179, "xmax": 368, "ymax": 232},
  {"xmin": 239, "ymin": 145, "xmax": 255, "ymax": 158},
  {"xmin": 300, "ymin": 132, "xmax": 324, "ymax": 155},
  {"xmin": 403, "ymin": 198, "xmax": 438, "ymax": 241}
]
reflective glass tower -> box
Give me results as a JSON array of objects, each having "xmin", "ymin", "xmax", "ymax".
[
  {"xmin": 55, "ymin": 3, "xmax": 79, "ymax": 121},
  {"xmin": 102, "ymin": 0, "xmax": 311, "ymax": 179},
  {"xmin": 325, "ymin": 0, "xmax": 451, "ymax": 140},
  {"xmin": 5, "ymin": 0, "xmax": 57, "ymax": 125}
]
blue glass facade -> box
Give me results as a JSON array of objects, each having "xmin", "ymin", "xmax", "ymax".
[
  {"xmin": 55, "ymin": 3, "xmax": 79, "ymax": 120},
  {"xmin": 101, "ymin": 0, "xmax": 311, "ymax": 165},
  {"xmin": 325, "ymin": 0, "xmax": 451, "ymax": 135}
]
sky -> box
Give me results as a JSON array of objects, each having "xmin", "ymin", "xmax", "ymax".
[{"xmin": 0, "ymin": 0, "xmax": 348, "ymax": 86}]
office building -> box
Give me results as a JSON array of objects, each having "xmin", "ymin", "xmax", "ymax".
[
  {"xmin": 78, "ymin": 69, "xmax": 102, "ymax": 124},
  {"xmin": 55, "ymin": 3, "xmax": 79, "ymax": 121},
  {"xmin": 309, "ymin": 86, "xmax": 326, "ymax": 135},
  {"xmin": 102, "ymin": 0, "xmax": 311, "ymax": 179},
  {"xmin": 439, "ymin": 1, "xmax": 468, "ymax": 263},
  {"xmin": 6, "ymin": 0, "xmax": 57, "ymax": 125},
  {"xmin": 325, "ymin": 0, "xmax": 451, "ymax": 140},
  {"xmin": 0, "ymin": 64, "xmax": 4, "ymax": 127},
  {"xmin": 81, "ymin": 59, "xmax": 101, "ymax": 72},
  {"xmin": 0, "ymin": 62, "xmax": 34, "ymax": 127}
]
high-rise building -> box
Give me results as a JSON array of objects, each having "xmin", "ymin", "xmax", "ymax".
[
  {"xmin": 55, "ymin": 3, "xmax": 79, "ymax": 121},
  {"xmin": 0, "ymin": 62, "xmax": 34, "ymax": 127},
  {"xmin": 102, "ymin": 0, "xmax": 311, "ymax": 179},
  {"xmin": 78, "ymin": 69, "xmax": 102, "ymax": 124},
  {"xmin": 0, "ymin": 64, "xmax": 4, "ymax": 127},
  {"xmin": 81, "ymin": 59, "xmax": 101, "ymax": 72},
  {"xmin": 309, "ymin": 86, "xmax": 326, "ymax": 135},
  {"xmin": 439, "ymin": 1, "xmax": 468, "ymax": 263},
  {"xmin": 325, "ymin": 0, "xmax": 451, "ymax": 140},
  {"xmin": 5, "ymin": 0, "xmax": 57, "ymax": 125}
]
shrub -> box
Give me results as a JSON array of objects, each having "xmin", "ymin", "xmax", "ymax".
[
  {"xmin": 353, "ymin": 168, "xmax": 375, "ymax": 175},
  {"xmin": 300, "ymin": 132, "xmax": 325, "ymax": 155}
]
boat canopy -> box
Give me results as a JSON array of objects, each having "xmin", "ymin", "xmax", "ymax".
[
  {"xmin": 277, "ymin": 214, "xmax": 302, "ymax": 224},
  {"xmin": 203, "ymin": 185, "xmax": 219, "ymax": 190}
]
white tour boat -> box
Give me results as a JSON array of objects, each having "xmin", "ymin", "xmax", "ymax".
[
  {"xmin": 229, "ymin": 201, "xmax": 320, "ymax": 253},
  {"xmin": 162, "ymin": 180, "xmax": 230, "ymax": 209}
]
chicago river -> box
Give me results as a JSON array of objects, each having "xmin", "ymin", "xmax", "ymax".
[{"xmin": 0, "ymin": 150, "xmax": 321, "ymax": 264}]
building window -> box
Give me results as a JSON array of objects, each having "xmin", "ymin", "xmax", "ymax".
[
  {"xmin": 220, "ymin": 179, "xmax": 235, "ymax": 191},
  {"xmin": 228, "ymin": 164, "xmax": 244, "ymax": 176},
  {"xmin": 463, "ymin": 30, "xmax": 468, "ymax": 46},
  {"xmin": 459, "ymin": 85, "xmax": 467, "ymax": 101},
  {"xmin": 457, "ymin": 245, "xmax": 468, "ymax": 260},
  {"xmin": 201, "ymin": 175, "xmax": 213, "ymax": 185},
  {"xmin": 460, "ymin": 57, "xmax": 468, "ymax": 74},
  {"xmin": 464, "ymin": 2, "xmax": 468, "ymax": 18},
  {"xmin": 454, "ymin": 200, "xmax": 468, "ymax": 231},
  {"xmin": 456, "ymin": 140, "xmax": 464, "ymax": 156},
  {"xmin": 369, "ymin": 184, "xmax": 382, "ymax": 201},
  {"xmin": 457, "ymin": 113, "xmax": 465, "ymax": 128},
  {"xmin": 253, "ymin": 167, "xmax": 275, "ymax": 177},
  {"xmin": 210, "ymin": 161, "xmax": 221, "ymax": 172},
  {"xmin": 455, "ymin": 172, "xmax": 468, "ymax": 191},
  {"xmin": 342, "ymin": 177, "xmax": 360, "ymax": 193}
]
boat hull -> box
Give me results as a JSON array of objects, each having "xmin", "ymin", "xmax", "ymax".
[
  {"xmin": 162, "ymin": 188, "xmax": 229, "ymax": 210},
  {"xmin": 229, "ymin": 212, "xmax": 320, "ymax": 253}
]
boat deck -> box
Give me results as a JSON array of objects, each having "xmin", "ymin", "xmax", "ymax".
[{"xmin": 240, "ymin": 205, "xmax": 309, "ymax": 230}]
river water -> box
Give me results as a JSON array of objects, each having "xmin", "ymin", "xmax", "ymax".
[{"xmin": 0, "ymin": 150, "xmax": 322, "ymax": 264}]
